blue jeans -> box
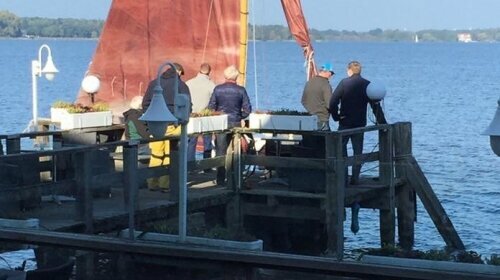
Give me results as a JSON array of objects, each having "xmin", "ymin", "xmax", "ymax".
[{"xmin": 187, "ymin": 134, "xmax": 213, "ymax": 161}]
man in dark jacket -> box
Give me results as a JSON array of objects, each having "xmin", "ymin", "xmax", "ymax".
[
  {"xmin": 208, "ymin": 65, "xmax": 252, "ymax": 186},
  {"xmin": 329, "ymin": 61, "xmax": 387, "ymax": 185},
  {"xmin": 142, "ymin": 62, "xmax": 192, "ymax": 191},
  {"xmin": 142, "ymin": 62, "xmax": 191, "ymax": 113},
  {"xmin": 301, "ymin": 63, "xmax": 335, "ymax": 131}
]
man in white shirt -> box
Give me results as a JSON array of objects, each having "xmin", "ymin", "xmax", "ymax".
[{"xmin": 186, "ymin": 63, "xmax": 216, "ymax": 164}]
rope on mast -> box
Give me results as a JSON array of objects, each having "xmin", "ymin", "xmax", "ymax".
[
  {"xmin": 251, "ymin": 0, "xmax": 259, "ymax": 109},
  {"xmin": 201, "ymin": 0, "xmax": 215, "ymax": 63}
]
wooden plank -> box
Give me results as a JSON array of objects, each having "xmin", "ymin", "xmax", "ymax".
[
  {"xmin": 393, "ymin": 122, "xmax": 415, "ymax": 250},
  {"xmin": 242, "ymin": 203, "xmax": 324, "ymax": 220},
  {"xmin": 74, "ymin": 151, "xmax": 93, "ymax": 233},
  {"xmin": 379, "ymin": 127, "xmax": 395, "ymax": 247},
  {"xmin": 325, "ymin": 133, "xmax": 344, "ymax": 260},
  {"xmin": 243, "ymin": 155, "xmax": 326, "ymax": 170},
  {"xmin": 404, "ymin": 156, "xmax": 465, "ymax": 250},
  {"xmin": 345, "ymin": 152, "xmax": 379, "ymax": 167},
  {"xmin": 187, "ymin": 156, "xmax": 225, "ymax": 172},
  {"xmin": 6, "ymin": 135, "xmax": 21, "ymax": 154},
  {"xmin": 123, "ymin": 145, "xmax": 138, "ymax": 240},
  {"xmin": 0, "ymin": 228, "xmax": 494, "ymax": 280}
]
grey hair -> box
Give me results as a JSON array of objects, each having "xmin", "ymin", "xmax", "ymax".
[
  {"xmin": 223, "ymin": 65, "xmax": 239, "ymax": 81},
  {"xmin": 130, "ymin": 95, "xmax": 143, "ymax": 110}
]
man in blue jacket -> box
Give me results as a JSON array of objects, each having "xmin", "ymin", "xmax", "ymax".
[
  {"xmin": 329, "ymin": 61, "xmax": 386, "ymax": 185},
  {"xmin": 208, "ymin": 65, "xmax": 252, "ymax": 186}
]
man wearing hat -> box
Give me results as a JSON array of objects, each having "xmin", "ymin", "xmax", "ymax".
[{"xmin": 301, "ymin": 63, "xmax": 335, "ymax": 131}]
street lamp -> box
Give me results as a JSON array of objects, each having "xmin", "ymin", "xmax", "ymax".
[
  {"xmin": 483, "ymin": 97, "xmax": 500, "ymax": 156},
  {"xmin": 139, "ymin": 61, "xmax": 190, "ymax": 242},
  {"xmin": 32, "ymin": 44, "xmax": 59, "ymax": 130}
]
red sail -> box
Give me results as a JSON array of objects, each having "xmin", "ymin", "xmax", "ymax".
[
  {"xmin": 77, "ymin": 0, "xmax": 241, "ymax": 114},
  {"xmin": 280, "ymin": 0, "xmax": 317, "ymax": 80}
]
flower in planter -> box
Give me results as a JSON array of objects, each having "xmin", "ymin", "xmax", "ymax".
[
  {"xmin": 190, "ymin": 108, "xmax": 223, "ymax": 118},
  {"xmin": 52, "ymin": 101, "xmax": 109, "ymax": 113},
  {"xmin": 254, "ymin": 108, "xmax": 311, "ymax": 116}
]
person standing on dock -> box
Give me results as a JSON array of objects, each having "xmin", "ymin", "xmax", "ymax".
[
  {"xmin": 301, "ymin": 63, "xmax": 335, "ymax": 131},
  {"xmin": 208, "ymin": 65, "xmax": 252, "ymax": 186},
  {"xmin": 142, "ymin": 62, "xmax": 191, "ymax": 192},
  {"xmin": 123, "ymin": 95, "xmax": 151, "ymax": 155},
  {"xmin": 186, "ymin": 63, "xmax": 216, "ymax": 166},
  {"xmin": 329, "ymin": 60, "xmax": 387, "ymax": 185}
]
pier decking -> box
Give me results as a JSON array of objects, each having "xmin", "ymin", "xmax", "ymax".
[{"xmin": 0, "ymin": 122, "xmax": 481, "ymax": 279}]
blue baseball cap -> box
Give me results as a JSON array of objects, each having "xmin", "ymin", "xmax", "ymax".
[{"xmin": 320, "ymin": 63, "xmax": 335, "ymax": 75}]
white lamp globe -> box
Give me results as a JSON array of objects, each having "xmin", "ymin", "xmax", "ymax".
[
  {"xmin": 81, "ymin": 75, "xmax": 101, "ymax": 94},
  {"xmin": 45, "ymin": 73, "xmax": 56, "ymax": 81},
  {"xmin": 367, "ymin": 81, "xmax": 386, "ymax": 101}
]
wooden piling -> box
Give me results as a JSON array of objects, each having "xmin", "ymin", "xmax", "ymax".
[
  {"xmin": 379, "ymin": 126, "xmax": 395, "ymax": 247},
  {"xmin": 325, "ymin": 133, "xmax": 345, "ymax": 260},
  {"xmin": 74, "ymin": 151, "xmax": 93, "ymax": 233},
  {"xmin": 393, "ymin": 122, "xmax": 416, "ymax": 250},
  {"xmin": 123, "ymin": 143, "xmax": 139, "ymax": 240}
]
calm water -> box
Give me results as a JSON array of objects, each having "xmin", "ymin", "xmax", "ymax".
[{"xmin": 0, "ymin": 39, "xmax": 498, "ymax": 257}]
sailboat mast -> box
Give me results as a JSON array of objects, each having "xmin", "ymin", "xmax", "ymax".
[{"xmin": 238, "ymin": 0, "xmax": 249, "ymax": 86}]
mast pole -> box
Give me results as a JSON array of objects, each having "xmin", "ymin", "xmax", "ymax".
[{"xmin": 238, "ymin": 0, "xmax": 249, "ymax": 86}]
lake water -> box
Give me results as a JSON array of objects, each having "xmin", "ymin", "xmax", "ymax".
[{"xmin": 0, "ymin": 39, "xmax": 499, "ymax": 258}]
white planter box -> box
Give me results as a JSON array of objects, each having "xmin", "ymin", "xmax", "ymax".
[
  {"xmin": 187, "ymin": 114, "xmax": 228, "ymax": 134},
  {"xmin": 51, "ymin": 108, "xmax": 112, "ymax": 130},
  {"xmin": 120, "ymin": 229, "xmax": 263, "ymax": 251},
  {"xmin": 249, "ymin": 113, "xmax": 318, "ymax": 131}
]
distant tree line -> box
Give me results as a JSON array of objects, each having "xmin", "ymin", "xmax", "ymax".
[
  {"xmin": 2, "ymin": 10, "xmax": 500, "ymax": 42},
  {"xmin": 0, "ymin": 10, "xmax": 103, "ymax": 38}
]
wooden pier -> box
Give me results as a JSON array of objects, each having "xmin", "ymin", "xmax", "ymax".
[{"xmin": 0, "ymin": 122, "xmax": 480, "ymax": 279}]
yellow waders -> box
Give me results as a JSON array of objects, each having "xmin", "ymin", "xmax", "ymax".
[{"xmin": 147, "ymin": 125, "xmax": 181, "ymax": 190}]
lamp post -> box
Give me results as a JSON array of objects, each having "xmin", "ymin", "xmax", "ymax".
[
  {"xmin": 139, "ymin": 61, "xmax": 190, "ymax": 242},
  {"xmin": 32, "ymin": 44, "xmax": 59, "ymax": 131},
  {"xmin": 483, "ymin": 97, "xmax": 500, "ymax": 156}
]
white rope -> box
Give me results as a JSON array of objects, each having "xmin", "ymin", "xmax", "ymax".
[
  {"xmin": 201, "ymin": 0, "xmax": 215, "ymax": 63},
  {"xmin": 251, "ymin": 0, "xmax": 259, "ymax": 109}
]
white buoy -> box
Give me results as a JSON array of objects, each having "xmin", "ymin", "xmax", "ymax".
[{"xmin": 367, "ymin": 81, "xmax": 386, "ymax": 101}]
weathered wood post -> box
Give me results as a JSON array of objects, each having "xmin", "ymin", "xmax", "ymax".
[
  {"xmin": 123, "ymin": 142, "xmax": 139, "ymax": 240},
  {"xmin": 170, "ymin": 139, "xmax": 180, "ymax": 201},
  {"xmin": 226, "ymin": 131, "xmax": 243, "ymax": 233},
  {"xmin": 393, "ymin": 122, "xmax": 416, "ymax": 250},
  {"xmin": 6, "ymin": 134, "xmax": 21, "ymax": 154},
  {"xmin": 325, "ymin": 132, "xmax": 345, "ymax": 260},
  {"xmin": 74, "ymin": 150, "xmax": 95, "ymax": 280},
  {"xmin": 379, "ymin": 125, "xmax": 395, "ymax": 247},
  {"xmin": 74, "ymin": 150, "xmax": 93, "ymax": 234}
]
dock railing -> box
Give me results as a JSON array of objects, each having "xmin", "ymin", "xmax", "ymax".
[{"xmin": 0, "ymin": 122, "xmax": 463, "ymax": 260}]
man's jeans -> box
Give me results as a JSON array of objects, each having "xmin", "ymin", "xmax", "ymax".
[
  {"xmin": 187, "ymin": 134, "xmax": 213, "ymax": 161},
  {"xmin": 339, "ymin": 124, "xmax": 364, "ymax": 185}
]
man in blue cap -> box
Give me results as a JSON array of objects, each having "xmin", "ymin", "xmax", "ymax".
[{"xmin": 301, "ymin": 63, "xmax": 335, "ymax": 131}]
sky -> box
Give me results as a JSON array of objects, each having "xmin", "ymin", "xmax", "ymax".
[{"xmin": 1, "ymin": 0, "xmax": 499, "ymax": 31}]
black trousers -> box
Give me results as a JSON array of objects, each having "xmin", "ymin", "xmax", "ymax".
[{"xmin": 339, "ymin": 124, "xmax": 364, "ymax": 185}]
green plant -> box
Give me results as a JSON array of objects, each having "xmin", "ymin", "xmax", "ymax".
[
  {"xmin": 261, "ymin": 108, "xmax": 311, "ymax": 116},
  {"xmin": 453, "ymin": 250, "xmax": 484, "ymax": 264},
  {"xmin": 52, "ymin": 100, "xmax": 74, "ymax": 109},
  {"xmin": 52, "ymin": 101, "xmax": 109, "ymax": 113},
  {"xmin": 486, "ymin": 254, "xmax": 500, "ymax": 265},
  {"xmin": 91, "ymin": 102, "xmax": 109, "ymax": 112},
  {"xmin": 190, "ymin": 109, "xmax": 222, "ymax": 117},
  {"xmin": 203, "ymin": 225, "xmax": 256, "ymax": 242}
]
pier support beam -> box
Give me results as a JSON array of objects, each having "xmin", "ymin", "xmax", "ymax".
[
  {"xmin": 325, "ymin": 133, "xmax": 345, "ymax": 260},
  {"xmin": 393, "ymin": 122, "xmax": 415, "ymax": 250},
  {"xmin": 379, "ymin": 126, "xmax": 395, "ymax": 247}
]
